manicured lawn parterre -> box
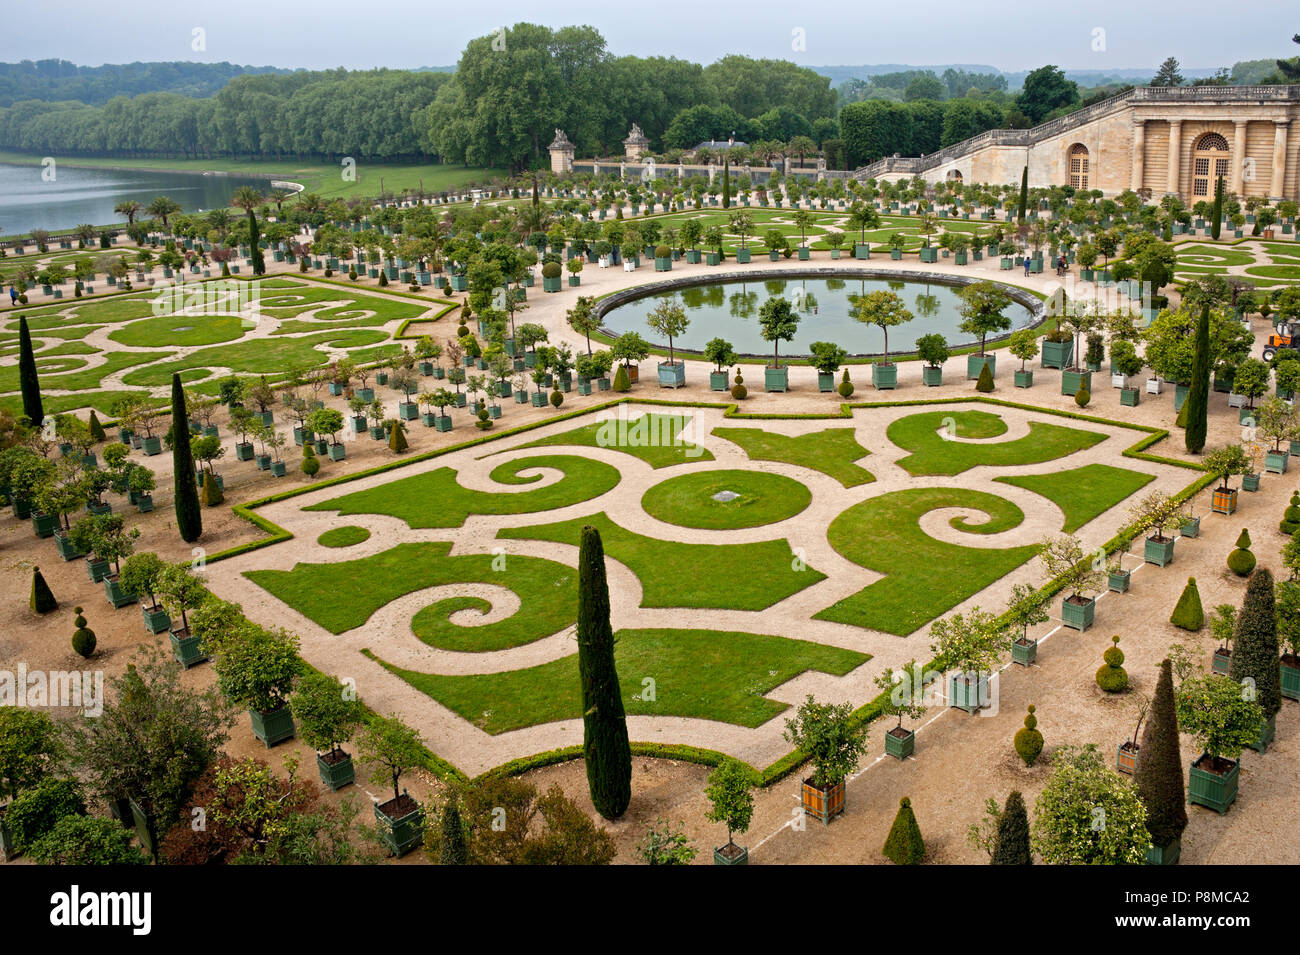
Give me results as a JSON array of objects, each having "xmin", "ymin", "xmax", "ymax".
[
  {"xmin": 509, "ymin": 413, "xmax": 713, "ymax": 468},
  {"xmin": 364, "ymin": 627, "xmax": 868, "ymax": 733},
  {"xmin": 498, "ymin": 511, "xmax": 823, "ymax": 611},
  {"xmin": 305, "ymin": 454, "xmax": 622, "ymax": 528},
  {"xmin": 640, "ymin": 468, "xmax": 812, "ymax": 530},
  {"xmin": 119, "ymin": 328, "xmax": 390, "ymax": 385},
  {"xmin": 712, "ymin": 426, "xmax": 874, "ymax": 487},
  {"xmin": 888, "ymin": 409, "xmax": 1107, "ymax": 476},
  {"xmin": 994, "ymin": 463, "xmax": 1155, "ymax": 533},
  {"xmin": 317, "ymin": 525, "xmax": 371, "ymax": 548}
]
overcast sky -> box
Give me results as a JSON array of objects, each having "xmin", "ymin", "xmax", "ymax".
[{"xmin": 3, "ymin": 0, "xmax": 1295, "ymax": 72}]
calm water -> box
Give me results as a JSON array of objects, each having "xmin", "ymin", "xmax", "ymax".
[
  {"xmin": 602, "ymin": 275, "xmax": 1037, "ymax": 357},
  {"xmin": 0, "ymin": 162, "xmax": 279, "ymax": 235}
]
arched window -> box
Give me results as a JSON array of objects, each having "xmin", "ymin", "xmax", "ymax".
[
  {"xmin": 1068, "ymin": 143, "xmax": 1089, "ymax": 190},
  {"xmin": 1192, "ymin": 132, "xmax": 1230, "ymax": 197},
  {"xmin": 945, "ymin": 169, "xmax": 963, "ymax": 182}
]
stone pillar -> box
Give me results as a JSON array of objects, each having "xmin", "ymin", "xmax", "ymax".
[
  {"xmin": 619, "ymin": 162, "xmax": 626, "ymax": 181},
  {"xmin": 1131, "ymin": 119, "xmax": 1146, "ymax": 192},
  {"xmin": 708, "ymin": 161, "xmax": 716, "ymax": 184},
  {"xmin": 1167, "ymin": 120, "xmax": 1182, "ymax": 196},
  {"xmin": 592, "ymin": 159, "xmax": 600, "ymax": 177},
  {"xmin": 816, "ymin": 157, "xmax": 827, "ymax": 182},
  {"xmin": 1231, "ymin": 120, "xmax": 1248, "ymax": 196},
  {"xmin": 1272, "ymin": 120, "xmax": 1289, "ymax": 199},
  {"xmin": 678, "ymin": 161, "xmax": 685, "ymax": 179}
]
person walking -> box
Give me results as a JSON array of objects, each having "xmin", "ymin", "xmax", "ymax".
[
  {"xmin": 1023, "ymin": 254, "xmax": 1031, "ymax": 277},
  {"xmin": 8, "ymin": 287, "xmax": 17, "ymax": 305}
]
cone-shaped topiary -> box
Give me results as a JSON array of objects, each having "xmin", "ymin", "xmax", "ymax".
[
  {"xmin": 1170, "ymin": 577, "xmax": 1204, "ymax": 631},
  {"xmin": 730, "ymin": 371, "xmax": 747, "ymax": 400},
  {"xmin": 71, "ymin": 606, "xmax": 96, "ymax": 658},
  {"xmin": 1175, "ymin": 397, "xmax": 1188, "ymax": 429},
  {"xmin": 1095, "ymin": 636, "xmax": 1129, "ymax": 693},
  {"xmin": 1013, "ymin": 704, "xmax": 1044, "ymax": 765},
  {"xmin": 1280, "ymin": 492, "xmax": 1300, "ymax": 535},
  {"xmin": 87, "ymin": 410, "xmax": 107, "ymax": 443},
  {"xmin": 612, "ymin": 364, "xmax": 630, "ymax": 393},
  {"xmin": 30, "ymin": 566, "xmax": 56, "ymax": 614},
  {"xmin": 202, "ymin": 471, "xmax": 224, "ymax": 506},
  {"xmin": 301, "ymin": 443, "xmax": 320, "ymax": 476},
  {"xmin": 1229, "ymin": 568, "xmax": 1281, "ymax": 721},
  {"xmin": 1226, "ymin": 528, "xmax": 1256, "ymax": 577},
  {"xmin": 975, "ymin": 362, "xmax": 994, "ymax": 393},
  {"xmin": 882, "ymin": 797, "xmax": 925, "ymax": 864},
  {"xmin": 170, "ymin": 374, "xmax": 202, "ymax": 543},
  {"xmin": 991, "ymin": 790, "xmax": 1032, "ymax": 864},
  {"xmin": 837, "ymin": 368, "xmax": 854, "ymax": 398},
  {"xmin": 1134, "ymin": 658, "xmax": 1187, "ymax": 851},
  {"xmin": 18, "ymin": 315, "xmax": 43, "ymax": 427},
  {"xmin": 388, "ymin": 421, "xmax": 408, "ymax": 453},
  {"xmin": 1074, "ymin": 386, "xmax": 1090, "ymax": 408},
  {"xmin": 439, "ymin": 799, "xmax": 467, "ymax": 865},
  {"xmin": 577, "ymin": 524, "xmax": 631, "ymax": 819}
]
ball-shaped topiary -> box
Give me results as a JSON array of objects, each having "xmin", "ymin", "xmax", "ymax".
[
  {"xmin": 1095, "ymin": 635, "xmax": 1129, "ymax": 692},
  {"xmin": 301, "ymin": 444, "xmax": 320, "ymax": 476},
  {"xmin": 1013, "ymin": 704, "xmax": 1043, "ymax": 765},
  {"xmin": 71, "ymin": 606, "xmax": 96, "ymax": 658},
  {"xmin": 1074, "ymin": 386, "xmax": 1090, "ymax": 408},
  {"xmin": 975, "ymin": 362, "xmax": 994, "ymax": 393},
  {"xmin": 837, "ymin": 368, "xmax": 854, "ymax": 398},
  {"xmin": 550, "ymin": 388, "xmax": 564, "ymax": 408},
  {"xmin": 1227, "ymin": 528, "xmax": 1256, "ymax": 577},
  {"xmin": 1281, "ymin": 492, "xmax": 1300, "ymax": 536},
  {"xmin": 475, "ymin": 408, "xmax": 493, "ymax": 431},
  {"xmin": 1170, "ymin": 577, "xmax": 1204, "ymax": 631},
  {"xmin": 655, "ymin": 245, "xmax": 670, "ymax": 259},
  {"xmin": 731, "ymin": 371, "xmax": 747, "ymax": 400},
  {"xmin": 542, "ymin": 261, "xmax": 562, "ymax": 279},
  {"xmin": 456, "ymin": 324, "xmax": 470, "ymax": 337}
]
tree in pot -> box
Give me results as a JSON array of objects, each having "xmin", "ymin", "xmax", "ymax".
[
  {"xmin": 874, "ymin": 660, "xmax": 926, "ymax": 759},
  {"xmin": 916, "ymin": 333, "xmax": 949, "ymax": 386},
  {"xmin": 645, "ymin": 299, "xmax": 690, "ymax": 386},
  {"xmin": 357, "ymin": 714, "xmax": 426, "ymax": 854},
  {"xmin": 703, "ymin": 337, "xmax": 737, "ymax": 391},
  {"xmin": 1038, "ymin": 534, "xmax": 1106, "ymax": 631},
  {"xmin": 119, "ymin": 551, "xmax": 170, "ymax": 630},
  {"xmin": 1127, "ymin": 489, "xmax": 1187, "ymax": 567},
  {"xmin": 566, "ymin": 295, "xmax": 600, "ymax": 354},
  {"xmin": 611, "ymin": 331, "xmax": 650, "ymax": 384},
  {"xmin": 1032, "ymin": 744, "xmax": 1150, "ymax": 864},
  {"xmin": 808, "ymin": 341, "xmax": 848, "ymax": 393},
  {"xmin": 291, "ymin": 671, "xmax": 364, "ymax": 791},
  {"xmin": 1133, "ymin": 658, "xmax": 1187, "ymax": 863},
  {"xmin": 783, "ymin": 695, "xmax": 866, "ymax": 824},
  {"xmin": 209, "ymin": 623, "xmax": 302, "ymax": 748},
  {"xmin": 853, "ymin": 290, "xmax": 913, "ymax": 388},
  {"xmin": 929, "ymin": 605, "xmax": 1012, "ymax": 714},
  {"xmin": 1175, "ymin": 673, "xmax": 1264, "ymax": 813},
  {"xmin": 1255, "ymin": 396, "xmax": 1298, "ymax": 471},
  {"xmin": 757, "ymin": 296, "xmax": 800, "ymax": 389},
  {"xmin": 957, "ymin": 281, "xmax": 1011, "ymax": 376},
  {"xmin": 1006, "ymin": 581, "xmax": 1049, "ymax": 664},
  {"xmin": 705, "ymin": 758, "xmax": 756, "ymax": 864},
  {"xmin": 1007, "ymin": 328, "xmax": 1038, "ymax": 386},
  {"xmin": 1203, "ymin": 443, "xmax": 1251, "ymax": 514},
  {"xmin": 154, "ymin": 559, "xmax": 206, "ymax": 643}
]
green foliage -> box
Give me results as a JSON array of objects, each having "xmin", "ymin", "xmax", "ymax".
[
  {"xmin": 439, "ymin": 799, "xmax": 468, "ymax": 865},
  {"xmin": 170, "ymin": 373, "xmax": 201, "ymax": 543},
  {"xmin": 387, "ymin": 419, "xmax": 408, "ymax": 453},
  {"xmin": 17, "ymin": 315, "xmax": 43, "ymax": 427},
  {"xmin": 1170, "ymin": 577, "xmax": 1204, "ymax": 631},
  {"xmin": 1095, "ymin": 636, "xmax": 1128, "ymax": 693},
  {"xmin": 30, "ymin": 814, "xmax": 146, "ymax": 865},
  {"xmin": 975, "ymin": 362, "xmax": 994, "ymax": 392},
  {"xmin": 5, "ymin": 777, "xmax": 86, "ymax": 853},
  {"xmin": 1184, "ymin": 305, "xmax": 1211, "ymax": 453},
  {"xmin": 1227, "ymin": 528, "xmax": 1256, "ymax": 577},
  {"xmin": 357, "ymin": 713, "xmax": 424, "ymax": 801},
  {"xmin": 637, "ymin": 819, "xmax": 698, "ymax": 865},
  {"xmin": 0, "ymin": 707, "xmax": 62, "ymax": 801},
  {"xmin": 301, "ymin": 443, "xmax": 320, "ymax": 476},
  {"xmin": 71, "ymin": 605, "xmax": 96, "ymax": 658},
  {"xmin": 1229, "ymin": 568, "xmax": 1281, "ymax": 719},
  {"xmin": 1176, "ymin": 673, "xmax": 1264, "ymax": 761},
  {"xmin": 730, "ymin": 370, "xmax": 747, "ymax": 399},
  {"xmin": 1134, "ymin": 659, "xmax": 1187, "ymax": 849},
  {"xmin": 1013, "ymin": 704, "xmax": 1044, "ymax": 765},
  {"xmin": 1280, "ymin": 492, "xmax": 1300, "ymax": 535},
  {"xmin": 612, "ymin": 363, "xmax": 630, "ymax": 393},
  {"xmin": 87, "ymin": 410, "xmax": 107, "ymax": 443},
  {"xmin": 837, "ymin": 367, "xmax": 854, "ymax": 398},
  {"xmin": 1033, "ymin": 744, "xmax": 1149, "ymax": 865},
  {"xmin": 211, "ymin": 623, "xmax": 302, "ymax": 715},
  {"xmin": 705, "ymin": 758, "xmax": 757, "ymax": 847},
  {"xmin": 291, "ymin": 671, "xmax": 363, "ymax": 755},
  {"xmin": 1074, "ymin": 386, "xmax": 1090, "ymax": 408},
  {"xmin": 783, "ymin": 695, "xmax": 866, "ymax": 789},
  {"xmin": 991, "ymin": 791, "xmax": 1032, "ymax": 865},
  {"xmin": 29, "ymin": 565, "xmax": 56, "ymax": 613},
  {"xmin": 881, "ymin": 797, "xmax": 925, "ymax": 864}
]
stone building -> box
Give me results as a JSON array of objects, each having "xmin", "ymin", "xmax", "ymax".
[
  {"xmin": 859, "ymin": 86, "xmax": 1299, "ymax": 201},
  {"xmin": 548, "ymin": 129, "xmax": 575, "ymax": 175},
  {"xmin": 622, "ymin": 123, "xmax": 650, "ymax": 160}
]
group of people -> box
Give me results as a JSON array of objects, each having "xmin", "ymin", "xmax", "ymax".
[{"xmin": 1020, "ymin": 254, "xmax": 1070, "ymax": 276}]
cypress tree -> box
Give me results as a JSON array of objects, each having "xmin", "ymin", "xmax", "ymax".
[
  {"xmin": 1017, "ymin": 166, "xmax": 1028, "ymax": 224},
  {"xmin": 1184, "ymin": 304, "xmax": 1211, "ymax": 453},
  {"xmin": 1229, "ymin": 568, "xmax": 1281, "ymax": 722},
  {"xmin": 721, "ymin": 157, "xmax": 730, "ymax": 210},
  {"xmin": 1210, "ymin": 175, "xmax": 1224, "ymax": 240},
  {"xmin": 1134, "ymin": 659, "xmax": 1187, "ymax": 851},
  {"xmin": 1170, "ymin": 577, "xmax": 1204, "ymax": 631},
  {"xmin": 577, "ymin": 524, "xmax": 631, "ymax": 819},
  {"xmin": 170, "ymin": 373, "xmax": 202, "ymax": 543},
  {"xmin": 439, "ymin": 799, "xmax": 467, "ymax": 865},
  {"xmin": 29, "ymin": 566, "xmax": 56, "ymax": 614},
  {"xmin": 17, "ymin": 315, "xmax": 43, "ymax": 427},
  {"xmin": 248, "ymin": 209, "xmax": 265, "ymax": 276},
  {"xmin": 990, "ymin": 790, "xmax": 1032, "ymax": 865},
  {"xmin": 882, "ymin": 796, "xmax": 925, "ymax": 864}
]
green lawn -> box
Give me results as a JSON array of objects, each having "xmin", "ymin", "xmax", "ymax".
[
  {"xmin": 317, "ymin": 525, "xmax": 371, "ymax": 548},
  {"xmin": 888, "ymin": 409, "xmax": 1107, "ymax": 476},
  {"xmin": 119, "ymin": 329, "xmax": 388, "ymax": 385},
  {"xmin": 244, "ymin": 541, "xmax": 577, "ymax": 652},
  {"xmin": 814, "ymin": 487, "xmax": 1040, "ymax": 636},
  {"xmin": 640, "ymin": 469, "xmax": 811, "ymax": 529},
  {"xmin": 9, "ymin": 295, "xmax": 159, "ymax": 329},
  {"xmin": 257, "ymin": 287, "xmax": 430, "ymax": 326},
  {"xmin": 0, "ymin": 389, "xmax": 149, "ymax": 417},
  {"xmin": 364, "ymin": 627, "xmax": 867, "ymax": 733},
  {"xmin": 507, "ymin": 413, "xmax": 713, "ymax": 468},
  {"xmin": 712, "ymin": 426, "xmax": 874, "ymax": 487},
  {"xmin": 108, "ymin": 314, "xmax": 247, "ymax": 348},
  {"xmin": 305, "ymin": 454, "xmax": 621, "ymax": 529},
  {"xmin": 498, "ymin": 511, "xmax": 823, "ymax": 611},
  {"xmin": 0, "ymin": 349, "xmax": 168, "ymax": 393},
  {"xmin": 994, "ymin": 463, "xmax": 1154, "ymax": 533}
]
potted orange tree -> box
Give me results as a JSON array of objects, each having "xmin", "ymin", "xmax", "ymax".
[
  {"xmin": 358, "ymin": 714, "xmax": 426, "ymax": 856},
  {"xmin": 1007, "ymin": 582, "xmax": 1049, "ymax": 665},
  {"xmin": 291, "ymin": 672, "xmax": 364, "ymax": 791},
  {"xmin": 647, "ymin": 299, "xmax": 689, "ymax": 388},
  {"xmin": 874, "ymin": 660, "xmax": 926, "ymax": 759},
  {"xmin": 1204, "ymin": 443, "xmax": 1250, "ymax": 515},
  {"xmin": 930, "ymin": 606, "xmax": 1011, "ymax": 714},
  {"xmin": 783, "ymin": 696, "xmax": 866, "ymax": 825},
  {"xmin": 854, "ymin": 290, "xmax": 912, "ymax": 390},
  {"xmin": 758, "ymin": 296, "xmax": 800, "ymax": 392},
  {"xmin": 155, "ymin": 560, "xmax": 209, "ymax": 668},
  {"xmin": 705, "ymin": 758, "xmax": 756, "ymax": 865},
  {"xmin": 1128, "ymin": 490, "xmax": 1187, "ymax": 568},
  {"xmin": 210, "ymin": 623, "xmax": 302, "ymax": 748},
  {"xmin": 957, "ymin": 281, "xmax": 1011, "ymax": 380},
  {"xmin": 1039, "ymin": 534, "xmax": 1106, "ymax": 631},
  {"xmin": 119, "ymin": 552, "xmax": 170, "ymax": 633},
  {"xmin": 1176, "ymin": 672, "xmax": 1263, "ymax": 814}
]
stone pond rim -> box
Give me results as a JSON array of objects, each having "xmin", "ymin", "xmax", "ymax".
[{"xmin": 592, "ymin": 266, "xmax": 1047, "ymax": 361}]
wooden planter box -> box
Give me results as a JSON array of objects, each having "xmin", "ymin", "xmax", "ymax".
[
  {"xmin": 1061, "ymin": 369, "xmax": 1092, "ymax": 397},
  {"xmin": 885, "ymin": 726, "xmax": 916, "ymax": 760},
  {"xmin": 922, "ymin": 366, "xmax": 943, "ymax": 387},
  {"xmin": 1246, "ymin": 713, "xmax": 1276, "ymax": 753},
  {"xmin": 1014, "ymin": 370, "xmax": 1033, "ymax": 388},
  {"xmin": 1211, "ymin": 487, "xmax": 1238, "ymax": 514},
  {"xmin": 1040, "ymin": 339, "xmax": 1073, "ymax": 369},
  {"xmin": 1012, "ymin": 636, "xmax": 1038, "ymax": 666},
  {"xmin": 1188, "ymin": 755, "xmax": 1239, "ymax": 814},
  {"xmin": 764, "ymin": 365, "xmax": 789, "ymax": 392},
  {"xmin": 713, "ymin": 843, "xmax": 749, "ymax": 865},
  {"xmin": 142, "ymin": 602, "xmax": 170, "ymax": 634},
  {"xmin": 169, "ymin": 626, "xmax": 208, "ymax": 669},
  {"xmin": 657, "ymin": 362, "xmax": 686, "ymax": 388},
  {"xmin": 1146, "ymin": 836, "xmax": 1181, "ymax": 866},
  {"xmin": 1212, "ymin": 647, "xmax": 1232, "ymax": 675},
  {"xmin": 1144, "ymin": 536, "xmax": 1176, "ymax": 567},
  {"xmin": 375, "ymin": 795, "xmax": 424, "ymax": 856},
  {"xmin": 871, "ymin": 362, "xmax": 897, "ymax": 390},
  {"xmin": 104, "ymin": 575, "xmax": 137, "ymax": 609},
  {"xmin": 966, "ymin": 354, "xmax": 995, "ymax": 380},
  {"xmin": 1108, "ymin": 569, "xmax": 1131, "ymax": 593},
  {"xmin": 1242, "ymin": 473, "xmax": 1261, "ymax": 492},
  {"xmin": 1061, "ymin": 594, "xmax": 1096, "ymax": 631},
  {"xmin": 1120, "ymin": 387, "xmax": 1141, "ymax": 407},
  {"xmin": 1116, "ymin": 741, "xmax": 1138, "ymax": 775},
  {"xmin": 316, "ymin": 749, "xmax": 356, "ymax": 791},
  {"xmin": 86, "ymin": 556, "xmax": 111, "ymax": 583},
  {"xmin": 710, "ymin": 371, "xmax": 729, "ymax": 392},
  {"xmin": 249, "ymin": 704, "xmax": 296, "ymax": 748},
  {"xmin": 55, "ymin": 532, "xmax": 85, "ymax": 562},
  {"xmin": 31, "ymin": 512, "xmax": 58, "ymax": 538},
  {"xmin": 1265, "ymin": 450, "xmax": 1289, "ymax": 474},
  {"xmin": 949, "ymin": 671, "xmax": 989, "ymax": 714},
  {"xmin": 800, "ymin": 779, "xmax": 845, "ymax": 825}
]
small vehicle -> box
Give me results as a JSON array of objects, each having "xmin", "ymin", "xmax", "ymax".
[{"xmin": 1263, "ymin": 322, "xmax": 1299, "ymax": 362}]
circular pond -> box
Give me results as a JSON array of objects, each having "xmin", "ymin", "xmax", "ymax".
[
  {"xmin": 641, "ymin": 469, "xmax": 811, "ymax": 530},
  {"xmin": 599, "ymin": 271, "xmax": 1038, "ymax": 358}
]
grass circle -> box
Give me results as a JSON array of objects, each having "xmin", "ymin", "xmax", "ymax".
[
  {"xmin": 318, "ymin": 525, "xmax": 371, "ymax": 548},
  {"xmin": 641, "ymin": 468, "xmax": 811, "ymax": 529}
]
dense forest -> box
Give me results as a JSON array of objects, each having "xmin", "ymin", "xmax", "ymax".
[{"xmin": 0, "ymin": 59, "xmax": 291, "ymax": 106}]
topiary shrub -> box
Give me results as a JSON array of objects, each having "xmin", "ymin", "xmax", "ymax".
[
  {"xmin": 71, "ymin": 606, "xmax": 96, "ymax": 658},
  {"xmin": 456, "ymin": 324, "xmax": 470, "ymax": 337},
  {"xmin": 1227, "ymin": 528, "xmax": 1256, "ymax": 577},
  {"xmin": 388, "ymin": 420, "xmax": 408, "ymax": 453},
  {"xmin": 202, "ymin": 472, "xmax": 224, "ymax": 506},
  {"xmin": 378, "ymin": 272, "xmax": 389, "ymax": 287},
  {"xmin": 881, "ymin": 797, "xmax": 925, "ymax": 864},
  {"xmin": 1095, "ymin": 636, "xmax": 1129, "ymax": 693},
  {"xmin": 730, "ymin": 371, "xmax": 747, "ymax": 400},
  {"xmin": 1175, "ymin": 398, "xmax": 1188, "ymax": 429},
  {"xmin": 1281, "ymin": 492, "xmax": 1300, "ymax": 535},
  {"xmin": 88, "ymin": 411, "xmax": 107, "ymax": 443},
  {"xmin": 475, "ymin": 408, "xmax": 492, "ymax": 431},
  {"xmin": 837, "ymin": 368, "xmax": 854, "ymax": 398},
  {"xmin": 655, "ymin": 244, "xmax": 670, "ymax": 258},
  {"xmin": 550, "ymin": 388, "xmax": 564, "ymax": 408},
  {"xmin": 975, "ymin": 362, "xmax": 994, "ymax": 393},
  {"xmin": 1170, "ymin": 577, "xmax": 1204, "ymax": 631},
  {"xmin": 301, "ymin": 444, "xmax": 320, "ymax": 477},
  {"xmin": 1074, "ymin": 386, "xmax": 1090, "ymax": 408},
  {"xmin": 542, "ymin": 261, "xmax": 562, "ymax": 279},
  {"xmin": 612, "ymin": 364, "xmax": 631, "ymax": 393},
  {"xmin": 30, "ymin": 566, "xmax": 56, "ymax": 614},
  {"xmin": 1013, "ymin": 704, "xmax": 1043, "ymax": 765}
]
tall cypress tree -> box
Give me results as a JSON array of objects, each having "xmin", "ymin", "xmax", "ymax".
[
  {"xmin": 721, "ymin": 157, "xmax": 730, "ymax": 210},
  {"xmin": 170, "ymin": 373, "xmax": 202, "ymax": 543},
  {"xmin": 248, "ymin": 210, "xmax": 265, "ymax": 276},
  {"xmin": 439, "ymin": 799, "xmax": 467, "ymax": 865},
  {"xmin": 577, "ymin": 524, "xmax": 631, "ymax": 819},
  {"xmin": 1229, "ymin": 568, "xmax": 1281, "ymax": 723},
  {"xmin": 17, "ymin": 315, "xmax": 43, "ymax": 427},
  {"xmin": 1134, "ymin": 659, "xmax": 1187, "ymax": 851},
  {"xmin": 1210, "ymin": 175, "xmax": 1224, "ymax": 241},
  {"xmin": 1184, "ymin": 303, "xmax": 1211, "ymax": 453},
  {"xmin": 1017, "ymin": 166, "xmax": 1028, "ymax": 224},
  {"xmin": 990, "ymin": 790, "xmax": 1032, "ymax": 864}
]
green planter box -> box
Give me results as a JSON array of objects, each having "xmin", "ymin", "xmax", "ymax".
[
  {"xmin": 1041, "ymin": 339, "xmax": 1073, "ymax": 369},
  {"xmin": 1265, "ymin": 450, "xmax": 1289, "ymax": 474},
  {"xmin": 31, "ymin": 512, "xmax": 57, "ymax": 538},
  {"xmin": 764, "ymin": 365, "xmax": 789, "ymax": 392},
  {"xmin": 141, "ymin": 436, "xmax": 162, "ymax": 456},
  {"xmin": 317, "ymin": 750, "xmax": 355, "ymax": 791},
  {"xmin": 543, "ymin": 275, "xmax": 562, "ymax": 292},
  {"xmin": 710, "ymin": 371, "xmax": 729, "ymax": 392},
  {"xmin": 891, "ymin": 248, "xmax": 904, "ymax": 260},
  {"xmin": 11, "ymin": 497, "xmax": 32, "ymax": 520},
  {"xmin": 685, "ymin": 250, "xmax": 702, "ymax": 263},
  {"xmin": 1012, "ymin": 637, "xmax": 1038, "ymax": 666},
  {"xmin": 1242, "ymin": 473, "xmax": 1261, "ymax": 492},
  {"xmin": 255, "ymin": 453, "xmax": 272, "ymax": 471},
  {"xmin": 1108, "ymin": 570, "xmax": 1131, "ymax": 593},
  {"xmin": 55, "ymin": 532, "xmax": 85, "ymax": 561},
  {"xmin": 398, "ymin": 402, "xmax": 419, "ymax": 421},
  {"xmin": 434, "ymin": 415, "xmax": 453, "ymax": 432},
  {"xmin": 1146, "ymin": 836, "xmax": 1181, "ymax": 866},
  {"xmin": 854, "ymin": 244, "xmax": 870, "ymax": 259},
  {"xmin": 1179, "ymin": 516, "xmax": 1200, "ymax": 538},
  {"xmin": 922, "ymin": 366, "xmax": 943, "ymax": 387},
  {"xmin": 1061, "ymin": 369, "xmax": 1092, "ymax": 397},
  {"xmin": 654, "ymin": 257, "xmax": 672, "ymax": 271},
  {"xmin": 142, "ymin": 603, "xmax": 170, "ymax": 634},
  {"xmin": 1188, "ymin": 757, "xmax": 1239, "ymax": 814},
  {"xmin": 271, "ymin": 461, "xmax": 287, "ymax": 477},
  {"xmin": 104, "ymin": 575, "xmax": 137, "ymax": 609},
  {"xmin": 328, "ymin": 443, "xmax": 346, "ymax": 461},
  {"xmin": 169, "ymin": 626, "xmax": 208, "ymax": 668},
  {"xmin": 235, "ymin": 442, "xmax": 255, "ymax": 461},
  {"xmin": 871, "ymin": 362, "xmax": 897, "ymax": 390},
  {"xmin": 1143, "ymin": 536, "xmax": 1176, "ymax": 566},
  {"xmin": 798, "ymin": 247, "xmax": 810, "ymax": 260},
  {"xmin": 706, "ymin": 252, "xmax": 720, "ymax": 265},
  {"xmin": 249, "ymin": 705, "xmax": 296, "ymax": 748},
  {"xmin": 884, "ymin": 727, "xmax": 916, "ymax": 760},
  {"xmin": 1014, "ymin": 370, "xmax": 1033, "ymax": 388},
  {"xmin": 817, "ymin": 372, "xmax": 835, "ymax": 393},
  {"xmin": 735, "ymin": 249, "xmax": 751, "ymax": 264},
  {"xmin": 375, "ymin": 798, "xmax": 424, "ymax": 856},
  {"xmin": 1061, "ymin": 595, "xmax": 1096, "ymax": 631},
  {"xmin": 136, "ymin": 494, "xmax": 154, "ymax": 512},
  {"xmin": 713, "ymin": 844, "xmax": 749, "ymax": 865},
  {"xmin": 919, "ymin": 247, "xmax": 937, "ymax": 263},
  {"xmin": 949, "ymin": 672, "xmax": 990, "ymax": 713},
  {"xmin": 657, "ymin": 362, "xmax": 686, "ymax": 388},
  {"xmin": 1246, "ymin": 713, "xmax": 1276, "ymax": 753},
  {"xmin": 966, "ymin": 354, "xmax": 995, "ymax": 380},
  {"xmin": 1280, "ymin": 658, "xmax": 1300, "ymax": 701},
  {"xmin": 1120, "ymin": 387, "xmax": 1141, "ymax": 406},
  {"xmin": 531, "ymin": 392, "xmax": 546, "ymax": 407}
]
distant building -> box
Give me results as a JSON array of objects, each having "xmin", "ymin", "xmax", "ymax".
[
  {"xmin": 548, "ymin": 129, "xmax": 575, "ymax": 174},
  {"xmin": 623, "ymin": 123, "xmax": 650, "ymax": 160},
  {"xmin": 693, "ymin": 139, "xmax": 748, "ymax": 153}
]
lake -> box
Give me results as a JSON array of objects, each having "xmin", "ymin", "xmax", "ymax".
[
  {"xmin": 0, "ymin": 161, "xmax": 286, "ymax": 236},
  {"xmin": 600, "ymin": 274, "xmax": 1037, "ymax": 358}
]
